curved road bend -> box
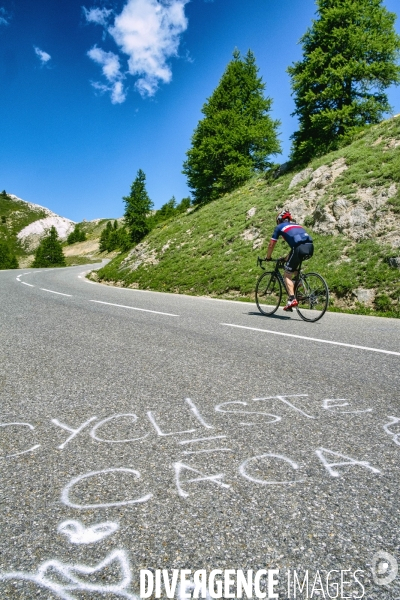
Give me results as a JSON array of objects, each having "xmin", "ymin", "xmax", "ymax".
[{"xmin": 0, "ymin": 264, "xmax": 399, "ymax": 599}]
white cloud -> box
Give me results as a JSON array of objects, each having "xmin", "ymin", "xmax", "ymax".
[
  {"xmin": 111, "ymin": 80, "xmax": 126, "ymax": 103},
  {"xmin": 83, "ymin": 6, "xmax": 112, "ymax": 27},
  {"xmin": 34, "ymin": 46, "xmax": 51, "ymax": 65},
  {"xmin": 85, "ymin": 0, "xmax": 189, "ymax": 102},
  {"xmin": 91, "ymin": 80, "xmax": 127, "ymax": 104},
  {"xmin": 88, "ymin": 46, "xmax": 122, "ymax": 80},
  {"xmin": 0, "ymin": 7, "xmax": 10, "ymax": 25},
  {"xmin": 87, "ymin": 46, "xmax": 126, "ymax": 104}
]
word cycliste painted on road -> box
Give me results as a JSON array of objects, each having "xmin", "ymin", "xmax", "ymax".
[{"xmin": 0, "ymin": 394, "xmax": 392, "ymax": 508}]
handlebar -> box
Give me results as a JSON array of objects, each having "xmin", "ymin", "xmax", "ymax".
[{"xmin": 257, "ymin": 256, "xmax": 285, "ymax": 269}]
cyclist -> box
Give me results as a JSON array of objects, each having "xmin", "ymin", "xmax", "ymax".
[{"xmin": 265, "ymin": 210, "xmax": 314, "ymax": 311}]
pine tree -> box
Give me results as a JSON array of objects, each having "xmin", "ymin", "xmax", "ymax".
[
  {"xmin": 123, "ymin": 169, "xmax": 153, "ymax": 244},
  {"xmin": 116, "ymin": 227, "xmax": 131, "ymax": 252},
  {"xmin": 158, "ymin": 197, "xmax": 176, "ymax": 220},
  {"xmin": 176, "ymin": 197, "xmax": 191, "ymax": 214},
  {"xmin": 288, "ymin": 0, "xmax": 400, "ymax": 163},
  {"xmin": 32, "ymin": 226, "xmax": 66, "ymax": 267},
  {"xmin": 67, "ymin": 224, "xmax": 87, "ymax": 244},
  {"xmin": 183, "ymin": 49, "xmax": 281, "ymax": 205},
  {"xmin": 108, "ymin": 221, "xmax": 122, "ymax": 251},
  {"xmin": 151, "ymin": 197, "xmax": 177, "ymax": 226},
  {"xmin": 99, "ymin": 221, "xmax": 113, "ymax": 252},
  {"xmin": 0, "ymin": 239, "xmax": 18, "ymax": 269}
]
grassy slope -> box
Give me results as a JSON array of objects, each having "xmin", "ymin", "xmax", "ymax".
[{"xmin": 95, "ymin": 117, "xmax": 400, "ymax": 317}]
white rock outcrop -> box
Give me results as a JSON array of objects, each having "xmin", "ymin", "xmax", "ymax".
[{"xmin": 17, "ymin": 216, "xmax": 75, "ymax": 251}]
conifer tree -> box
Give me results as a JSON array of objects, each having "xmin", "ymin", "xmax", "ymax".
[
  {"xmin": 108, "ymin": 221, "xmax": 122, "ymax": 251},
  {"xmin": 176, "ymin": 197, "xmax": 191, "ymax": 214},
  {"xmin": 116, "ymin": 226, "xmax": 131, "ymax": 252},
  {"xmin": 67, "ymin": 224, "xmax": 87, "ymax": 244},
  {"xmin": 123, "ymin": 169, "xmax": 153, "ymax": 244},
  {"xmin": 183, "ymin": 49, "xmax": 281, "ymax": 205},
  {"xmin": 99, "ymin": 220, "xmax": 131, "ymax": 253},
  {"xmin": 32, "ymin": 226, "xmax": 66, "ymax": 267},
  {"xmin": 288, "ymin": 0, "xmax": 400, "ymax": 163},
  {"xmin": 0, "ymin": 239, "xmax": 18, "ymax": 269},
  {"xmin": 158, "ymin": 197, "xmax": 176, "ymax": 220},
  {"xmin": 99, "ymin": 221, "xmax": 113, "ymax": 252}
]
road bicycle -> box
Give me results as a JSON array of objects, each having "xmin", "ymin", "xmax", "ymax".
[{"xmin": 255, "ymin": 257, "xmax": 329, "ymax": 323}]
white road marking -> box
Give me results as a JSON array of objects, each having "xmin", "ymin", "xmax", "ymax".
[
  {"xmin": 21, "ymin": 282, "xmax": 34, "ymax": 287},
  {"xmin": 179, "ymin": 436, "xmax": 227, "ymax": 445},
  {"xmin": 90, "ymin": 300, "xmax": 179, "ymax": 317},
  {"xmin": 221, "ymin": 323, "xmax": 400, "ymax": 356},
  {"xmin": 182, "ymin": 448, "xmax": 233, "ymax": 455},
  {"xmin": 40, "ymin": 288, "xmax": 72, "ymax": 297},
  {"xmin": 78, "ymin": 270, "xmax": 98, "ymax": 284}
]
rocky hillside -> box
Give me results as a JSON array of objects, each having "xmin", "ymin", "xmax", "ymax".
[
  {"xmin": 0, "ymin": 192, "xmax": 75, "ymax": 264},
  {"xmin": 93, "ymin": 115, "xmax": 400, "ymax": 317},
  {"xmin": 0, "ymin": 192, "xmax": 120, "ymax": 267}
]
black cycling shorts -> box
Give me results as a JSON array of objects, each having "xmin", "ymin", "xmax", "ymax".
[{"xmin": 285, "ymin": 242, "xmax": 314, "ymax": 273}]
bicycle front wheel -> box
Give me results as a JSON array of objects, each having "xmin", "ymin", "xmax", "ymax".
[
  {"xmin": 295, "ymin": 273, "xmax": 329, "ymax": 322},
  {"xmin": 255, "ymin": 271, "xmax": 282, "ymax": 316}
]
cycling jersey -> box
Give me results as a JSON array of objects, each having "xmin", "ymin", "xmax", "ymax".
[{"xmin": 271, "ymin": 222, "xmax": 313, "ymax": 249}]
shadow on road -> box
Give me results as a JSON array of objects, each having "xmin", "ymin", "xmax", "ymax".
[
  {"xmin": 247, "ymin": 311, "xmax": 325, "ymax": 325},
  {"xmin": 247, "ymin": 311, "xmax": 291, "ymax": 321}
]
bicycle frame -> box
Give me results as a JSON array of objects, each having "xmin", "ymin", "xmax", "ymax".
[{"xmin": 257, "ymin": 257, "xmax": 303, "ymax": 295}]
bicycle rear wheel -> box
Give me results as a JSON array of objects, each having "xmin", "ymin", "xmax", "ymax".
[
  {"xmin": 255, "ymin": 271, "xmax": 282, "ymax": 316},
  {"xmin": 295, "ymin": 273, "xmax": 329, "ymax": 322}
]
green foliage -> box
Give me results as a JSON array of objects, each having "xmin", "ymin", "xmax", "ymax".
[
  {"xmin": 99, "ymin": 221, "xmax": 113, "ymax": 252},
  {"xmin": 32, "ymin": 226, "xmax": 66, "ymax": 267},
  {"xmin": 176, "ymin": 197, "xmax": 192, "ymax": 213},
  {"xmin": 123, "ymin": 169, "xmax": 154, "ymax": 244},
  {"xmin": 157, "ymin": 197, "xmax": 176, "ymax": 220},
  {"xmin": 183, "ymin": 49, "xmax": 281, "ymax": 205},
  {"xmin": 288, "ymin": 0, "xmax": 400, "ymax": 163},
  {"xmin": 374, "ymin": 293, "xmax": 391, "ymax": 312},
  {"xmin": 0, "ymin": 239, "xmax": 18, "ymax": 269},
  {"xmin": 67, "ymin": 224, "xmax": 87, "ymax": 244},
  {"xmin": 99, "ymin": 220, "xmax": 131, "ymax": 253},
  {"xmin": 148, "ymin": 196, "xmax": 193, "ymax": 229}
]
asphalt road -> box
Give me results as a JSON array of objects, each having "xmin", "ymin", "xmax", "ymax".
[{"xmin": 0, "ymin": 264, "xmax": 400, "ymax": 599}]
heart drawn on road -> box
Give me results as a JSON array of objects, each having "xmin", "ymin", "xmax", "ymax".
[{"xmin": 58, "ymin": 520, "xmax": 119, "ymax": 544}]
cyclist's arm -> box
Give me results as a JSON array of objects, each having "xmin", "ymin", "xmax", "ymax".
[{"xmin": 265, "ymin": 238, "xmax": 277, "ymax": 260}]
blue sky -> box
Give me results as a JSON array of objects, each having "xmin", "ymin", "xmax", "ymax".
[{"xmin": 1, "ymin": 0, "xmax": 400, "ymax": 222}]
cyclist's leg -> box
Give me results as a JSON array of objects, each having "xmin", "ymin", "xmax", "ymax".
[
  {"xmin": 283, "ymin": 247, "xmax": 301, "ymax": 297},
  {"xmin": 284, "ymin": 271, "xmax": 296, "ymax": 296},
  {"xmin": 285, "ymin": 242, "xmax": 313, "ymax": 300}
]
